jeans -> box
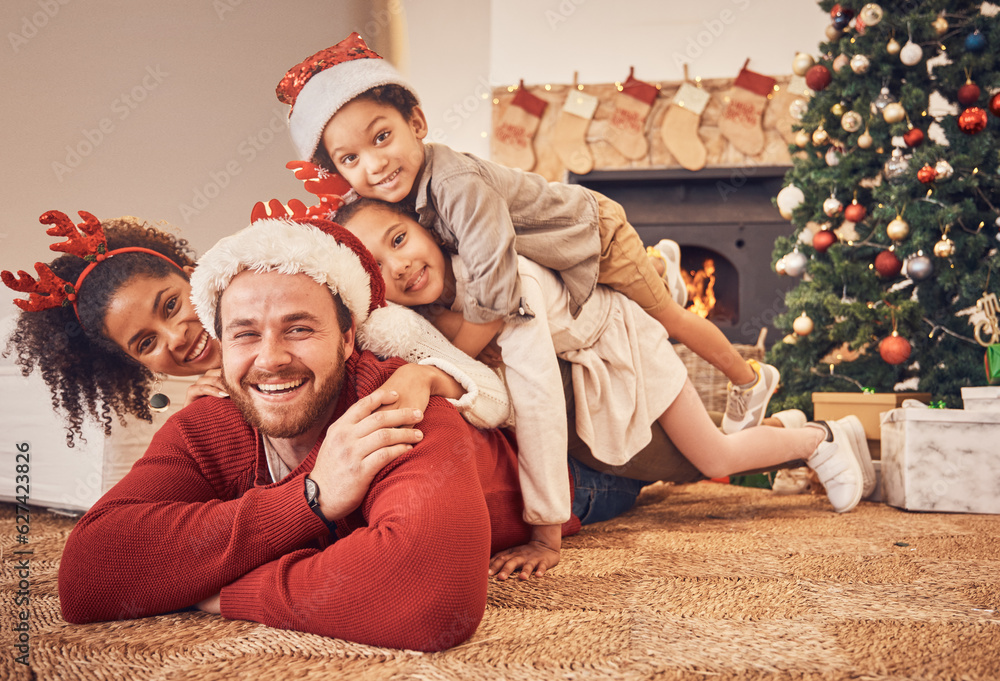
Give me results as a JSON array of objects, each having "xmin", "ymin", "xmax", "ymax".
[{"xmin": 568, "ymin": 456, "xmax": 652, "ymax": 526}]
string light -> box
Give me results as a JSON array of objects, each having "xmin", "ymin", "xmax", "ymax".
[{"xmin": 544, "ymin": 84, "xmax": 551, "ymax": 91}]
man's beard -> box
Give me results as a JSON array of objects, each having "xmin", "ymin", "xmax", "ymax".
[{"xmin": 224, "ymin": 344, "xmax": 347, "ymax": 439}]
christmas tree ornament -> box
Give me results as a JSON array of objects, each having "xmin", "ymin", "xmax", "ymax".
[
  {"xmin": 885, "ymin": 37, "xmax": 900, "ymax": 55},
  {"xmin": 833, "ymin": 54, "xmax": 850, "ymax": 73},
  {"xmin": 793, "ymin": 311, "xmax": 815, "ymax": 336},
  {"xmin": 886, "ymin": 215, "xmax": 910, "ymax": 241},
  {"xmin": 917, "ymin": 163, "xmax": 937, "ymax": 184},
  {"xmin": 859, "ymin": 3, "xmax": 883, "ymax": 25},
  {"xmin": 831, "ymin": 4, "xmax": 854, "ymax": 30},
  {"xmin": 823, "ymin": 194, "xmax": 844, "ymax": 216},
  {"xmin": 826, "ymin": 25, "xmax": 844, "ymax": 41},
  {"xmin": 903, "ymin": 126, "xmax": 924, "ymax": 147},
  {"xmin": 493, "ymin": 80, "xmax": 548, "ymax": 171},
  {"xmin": 905, "ymin": 251, "xmax": 933, "ymax": 280},
  {"xmin": 795, "ymin": 129, "xmax": 812, "ymax": 147},
  {"xmin": 933, "ymin": 234, "xmax": 955, "ymax": 258},
  {"xmin": 875, "ymin": 249, "xmax": 903, "ymax": 277},
  {"xmin": 792, "ymin": 52, "xmax": 815, "ymax": 76},
  {"xmin": 825, "ymin": 146, "xmax": 843, "ymax": 167},
  {"xmin": 841, "ymin": 110, "xmax": 863, "ymax": 133},
  {"xmin": 932, "ymin": 14, "xmax": 949, "ymax": 35},
  {"xmin": 933, "ymin": 159, "xmax": 953, "ymax": 180},
  {"xmin": 844, "ymin": 200, "xmax": 867, "ymax": 223},
  {"xmin": 784, "ymin": 249, "xmax": 808, "ymax": 277},
  {"xmin": 857, "ymin": 129, "xmax": 874, "ymax": 148},
  {"xmin": 775, "ymin": 255, "xmax": 788, "ymax": 275},
  {"xmin": 776, "ymin": 184, "xmax": 805, "ymax": 219},
  {"xmin": 719, "ymin": 60, "xmax": 777, "ymax": 156},
  {"xmin": 884, "ymin": 148, "xmax": 910, "ymax": 184},
  {"xmin": 850, "ymin": 54, "xmax": 871, "ymax": 75},
  {"xmin": 812, "ymin": 126, "xmax": 830, "ymax": 146},
  {"xmin": 958, "ymin": 107, "xmax": 988, "ymax": 134},
  {"xmin": 661, "ymin": 79, "xmax": 710, "ymax": 171},
  {"xmin": 553, "ymin": 84, "xmax": 599, "ymax": 175},
  {"xmin": 813, "ymin": 228, "xmax": 837, "ymax": 252},
  {"xmin": 958, "ymin": 79, "xmax": 981, "ymax": 106},
  {"xmin": 879, "ymin": 331, "xmax": 912, "ymax": 364},
  {"xmin": 872, "ymin": 87, "xmax": 895, "ymax": 115},
  {"xmin": 882, "ymin": 102, "xmax": 906, "ymax": 124},
  {"xmin": 805, "ymin": 64, "xmax": 832, "ymax": 92},
  {"xmin": 604, "ymin": 67, "xmax": 658, "ymax": 160},
  {"xmin": 899, "ymin": 39, "xmax": 923, "ymax": 67},
  {"xmin": 989, "ymin": 92, "xmax": 1000, "ymax": 117},
  {"xmin": 974, "ymin": 292, "xmax": 1000, "ymax": 347},
  {"xmin": 965, "ymin": 30, "xmax": 987, "ymax": 54},
  {"xmin": 789, "ymin": 98, "xmax": 809, "ymax": 121},
  {"xmin": 830, "ymin": 101, "xmax": 846, "ymax": 117}
]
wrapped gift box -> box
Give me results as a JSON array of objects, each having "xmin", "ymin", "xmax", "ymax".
[
  {"xmin": 880, "ymin": 408, "xmax": 1000, "ymax": 514},
  {"xmin": 961, "ymin": 386, "xmax": 1000, "ymax": 411},
  {"xmin": 812, "ymin": 392, "xmax": 931, "ymax": 459}
]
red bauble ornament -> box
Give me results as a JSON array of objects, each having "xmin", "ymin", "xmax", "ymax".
[
  {"xmin": 875, "ymin": 249, "xmax": 902, "ymax": 278},
  {"xmin": 813, "ymin": 229, "xmax": 837, "ymax": 253},
  {"xmin": 805, "ymin": 64, "xmax": 832, "ymax": 91},
  {"xmin": 903, "ymin": 127, "xmax": 924, "ymax": 147},
  {"xmin": 957, "ymin": 81, "xmax": 981, "ymax": 106},
  {"xmin": 844, "ymin": 202, "xmax": 867, "ymax": 223},
  {"xmin": 958, "ymin": 107, "xmax": 988, "ymax": 134},
  {"xmin": 989, "ymin": 92, "xmax": 1000, "ymax": 118},
  {"xmin": 917, "ymin": 164, "xmax": 937, "ymax": 184},
  {"xmin": 879, "ymin": 333, "xmax": 912, "ymax": 365}
]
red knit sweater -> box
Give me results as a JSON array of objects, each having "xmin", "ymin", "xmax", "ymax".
[{"xmin": 58, "ymin": 351, "xmax": 580, "ymax": 651}]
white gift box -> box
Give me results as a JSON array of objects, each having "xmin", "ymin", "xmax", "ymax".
[
  {"xmin": 881, "ymin": 407, "xmax": 1000, "ymax": 514},
  {"xmin": 961, "ymin": 386, "xmax": 1000, "ymax": 412}
]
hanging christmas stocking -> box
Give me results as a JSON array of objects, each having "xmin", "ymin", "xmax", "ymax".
[
  {"xmin": 493, "ymin": 80, "xmax": 548, "ymax": 171},
  {"xmin": 718, "ymin": 59, "xmax": 777, "ymax": 156},
  {"xmin": 660, "ymin": 81, "xmax": 709, "ymax": 171},
  {"xmin": 768, "ymin": 74, "xmax": 811, "ymax": 145},
  {"xmin": 603, "ymin": 67, "xmax": 658, "ymax": 160},
  {"xmin": 553, "ymin": 88, "xmax": 598, "ymax": 174}
]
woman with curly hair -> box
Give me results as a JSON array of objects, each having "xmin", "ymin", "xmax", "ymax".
[{"xmin": 3, "ymin": 212, "xmax": 225, "ymax": 445}]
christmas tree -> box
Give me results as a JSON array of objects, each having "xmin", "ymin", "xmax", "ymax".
[{"xmin": 767, "ymin": 0, "xmax": 1000, "ymax": 415}]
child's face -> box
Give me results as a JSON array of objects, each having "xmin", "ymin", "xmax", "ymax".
[
  {"xmin": 345, "ymin": 204, "xmax": 447, "ymax": 308},
  {"xmin": 321, "ymin": 98, "xmax": 428, "ymax": 204}
]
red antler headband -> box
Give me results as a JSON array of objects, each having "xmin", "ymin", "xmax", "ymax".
[{"xmin": 1, "ymin": 210, "xmax": 183, "ymax": 325}]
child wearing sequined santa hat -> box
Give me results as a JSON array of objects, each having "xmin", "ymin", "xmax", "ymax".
[{"xmin": 274, "ymin": 33, "xmax": 780, "ymax": 436}]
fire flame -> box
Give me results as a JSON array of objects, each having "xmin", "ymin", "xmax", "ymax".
[{"xmin": 685, "ymin": 258, "xmax": 717, "ymax": 319}]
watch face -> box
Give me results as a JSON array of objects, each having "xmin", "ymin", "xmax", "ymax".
[{"xmin": 305, "ymin": 476, "xmax": 318, "ymax": 502}]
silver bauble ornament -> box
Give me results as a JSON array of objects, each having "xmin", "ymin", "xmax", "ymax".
[
  {"xmin": 792, "ymin": 52, "xmax": 815, "ymax": 76},
  {"xmin": 833, "ymin": 54, "xmax": 850, "ymax": 72},
  {"xmin": 860, "ymin": 3, "xmax": 884, "ymax": 26},
  {"xmin": 872, "ymin": 87, "xmax": 895, "ymax": 115},
  {"xmin": 784, "ymin": 250, "xmax": 808, "ymax": 277},
  {"xmin": 776, "ymin": 184, "xmax": 805, "ymax": 219},
  {"xmin": 789, "ymin": 98, "xmax": 808, "ymax": 121},
  {"xmin": 850, "ymin": 54, "xmax": 871, "ymax": 74},
  {"xmin": 823, "ymin": 195, "xmax": 844, "ymax": 217},
  {"xmin": 841, "ymin": 110, "xmax": 863, "ymax": 132},
  {"xmin": 899, "ymin": 40, "xmax": 923, "ymax": 66},
  {"xmin": 933, "ymin": 160, "xmax": 953, "ymax": 180},
  {"xmin": 826, "ymin": 24, "xmax": 844, "ymax": 41},
  {"xmin": 905, "ymin": 252, "xmax": 933, "ymax": 280},
  {"xmin": 882, "ymin": 102, "xmax": 906, "ymax": 124},
  {"xmin": 884, "ymin": 148, "xmax": 910, "ymax": 184}
]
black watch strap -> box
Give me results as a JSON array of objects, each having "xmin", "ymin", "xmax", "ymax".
[{"xmin": 304, "ymin": 475, "xmax": 337, "ymax": 535}]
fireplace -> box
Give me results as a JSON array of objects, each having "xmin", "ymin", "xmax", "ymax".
[{"xmin": 568, "ymin": 166, "xmax": 795, "ymax": 348}]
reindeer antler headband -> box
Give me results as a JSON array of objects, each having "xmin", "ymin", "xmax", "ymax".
[{"xmin": 2, "ymin": 210, "xmax": 183, "ymax": 325}]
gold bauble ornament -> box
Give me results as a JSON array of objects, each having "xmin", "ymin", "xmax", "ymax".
[
  {"xmin": 795, "ymin": 129, "xmax": 811, "ymax": 147},
  {"xmin": 831, "ymin": 102, "xmax": 846, "ymax": 116},
  {"xmin": 933, "ymin": 236, "xmax": 955, "ymax": 258},
  {"xmin": 793, "ymin": 52, "xmax": 815, "ymax": 76},
  {"xmin": 841, "ymin": 110, "xmax": 863, "ymax": 133},
  {"xmin": 932, "ymin": 15, "xmax": 949, "ymax": 35},
  {"xmin": 882, "ymin": 102, "xmax": 906, "ymax": 124},
  {"xmin": 826, "ymin": 24, "xmax": 844, "ymax": 41},
  {"xmin": 792, "ymin": 312, "xmax": 815, "ymax": 336},
  {"xmin": 887, "ymin": 37, "xmax": 901, "ymax": 55},
  {"xmin": 886, "ymin": 216, "xmax": 910, "ymax": 241},
  {"xmin": 812, "ymin": 127, "xmax": 830, "ymax": 145},
  {"xmin": 860, "ymin": 3, "xmax": 884, "ymax": 26}
]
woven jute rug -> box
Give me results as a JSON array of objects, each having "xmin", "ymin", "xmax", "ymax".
[{"xmin": 3, "ymin": 482, "xmax": 999, "ymax": 680}]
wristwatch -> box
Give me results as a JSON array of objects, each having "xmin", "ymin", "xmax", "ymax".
[{"xmin": 304, "ymin": 475, "xmax": 336, "ymax": 534}]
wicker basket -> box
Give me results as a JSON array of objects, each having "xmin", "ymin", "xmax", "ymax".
[{"xmin": 672, "ymin": 329, "xmax": 766, "ymax": 414}]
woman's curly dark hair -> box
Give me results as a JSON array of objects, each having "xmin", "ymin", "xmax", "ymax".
[{"xmin": 4, "ymin": 216, "xmax": 196, "ymax": 446}]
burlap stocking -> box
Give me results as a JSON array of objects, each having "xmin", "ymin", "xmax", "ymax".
[
  {"xmin": 553, "ymin": 88, "xmax": 598, "ymax": 174},
  {"xmin": 660, "ymin": 82, "xmax": 709, "ymax": 171},
  {"xmin": 493, "ymin": 80, "xmax": 548, "ymax": 171},
  {"xmin": 767, "ymin": 74, "xmax": 810, "ymax": 145},
  {"xmin": 718, "ymin": 60, "xmax": 777, "ymax": 156},
  {"xmin": 603, "ymin": 68, "xmax": 658, "ymax": 160}
]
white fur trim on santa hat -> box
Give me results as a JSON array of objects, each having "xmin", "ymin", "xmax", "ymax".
[
  {"xmin": 289, "ymin": 58, "xmax": 419, "ymax": 163},
  {"xmin": 190, "ymin": 218, "xmax": 374, "ymax": 339}
]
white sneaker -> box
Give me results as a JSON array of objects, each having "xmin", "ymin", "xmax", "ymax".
[
  {"xmin": 805, "ymin": 420, "xmax": 866, "ymax": 513},
  {"xmin": 771, "ymin": 409, "xmax": 807, "ymax": 429},
  {"xmin": 650, "ymin": 238, "xmax": 688, "ymax": 308},
  {"xmin": 833, "ymin": 414, "xmax": 877, "ymax": 498},
  {"xmin": 722, "ymin": 360, "xmax": 780, "ymax": 434},
  {"xmin": 771, "ymin": 467, "xmax": 812, "ymax": 495}
]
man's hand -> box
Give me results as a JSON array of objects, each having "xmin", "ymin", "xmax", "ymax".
[
  {"xmin": 309, "ymin": 388, "xmax": 425, "ymax": 522},
  {"xmin": 488, "ymin": 524, "xmax": 562, "ymax": 580},
  {"xmin": 183, "ymin": 369, "xmax": 229, "ymax": 407}
]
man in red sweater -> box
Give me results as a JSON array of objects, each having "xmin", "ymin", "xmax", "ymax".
[{"xmin": 58, "ymin": 215, "xmax": 566, "ymax": 651}]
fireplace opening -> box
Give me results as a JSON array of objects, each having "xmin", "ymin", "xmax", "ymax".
[{"xmin": 682, "ymin": 247, "xmax": 737, "ymax": 325}]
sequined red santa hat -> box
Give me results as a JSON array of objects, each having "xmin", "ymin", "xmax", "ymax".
[{"xmin": 276, "ymin": 32, "xmax": 419, "ymax": 164}]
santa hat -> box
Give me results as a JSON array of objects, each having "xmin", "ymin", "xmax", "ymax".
[{"xmin": 276, "ymin": 32, "xmax": 419, "ymax": 164}]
